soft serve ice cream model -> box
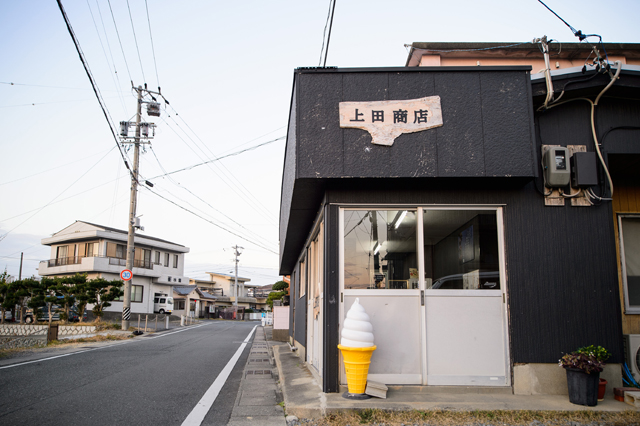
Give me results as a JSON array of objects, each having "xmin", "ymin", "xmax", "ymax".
[{"xmin": 338, "ymin": 298, "xmax": 377, "ymax": 398}]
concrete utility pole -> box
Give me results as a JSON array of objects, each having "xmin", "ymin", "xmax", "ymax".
[
  {"xmin": 233, "ymin": 246, "xmax": 244, "ymax": 307},
  {"xmin": 122, "ymin": 86, "xmax": 143, "ymax": 330},
  {"xmin": 120, "ymin": 84, "xmax": 159, "ymax": 330}
]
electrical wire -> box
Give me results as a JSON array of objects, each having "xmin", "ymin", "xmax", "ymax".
[
  {"xmin": 0, "ymin": 146, "xmax": 116, "ymax": 242},
  {"xmin": 56, "ymin": 0, "xmax": 133, "ymax": 181},
  {"xmin": 147, "ymin": 146, "xmax": 277, "ymax": 250},
  {"xmin": 86, "ymin": 0, "xmax": 128, "ymax": 115},
  {"xmin": 147, "ymin": 136, "xmax": 285, "ymax": 180},
  {"xmin": 160, "ymin": 102, "xmax": 279, "ymax": 222},
  {"xmin": 144, "ymin": 0, "xmax": 160, "ymax": 89},
  {"xmin": 107, "ymin": 0, "xmax": 132, "ymax": 83},
  {"xmin": 141, "ymin": 185, "xmax": 279, "ymax": 255},
  {"xmin": 126, "ymin": 0, "xmax": 146, "ymax": 84}
]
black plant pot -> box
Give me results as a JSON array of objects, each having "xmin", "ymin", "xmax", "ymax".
[{"xmin": 566, "ymin": 368, "xmax": 599, "ymax": 406}]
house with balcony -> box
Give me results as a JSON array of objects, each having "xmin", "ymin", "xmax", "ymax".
[
  {"xmin": 38, "ymin": 221, "xmax": 190, "ymax": 318},
  {"xmin": 189, "ymin": 272, "xmax": 263, "ymax": 310}
]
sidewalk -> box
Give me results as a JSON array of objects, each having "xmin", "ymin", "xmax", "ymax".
[
  {"xmin": 273, "ymin": 338, "xmax": 638, "ymax": 419},
  {"xmin": 226, "ymin": 325, "xmax": 287, "ymax": 426}
]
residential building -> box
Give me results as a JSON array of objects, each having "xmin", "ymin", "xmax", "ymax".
[
  {"xmin": 172, "ymin": 286, "xmax": 216, "ymax": 318},
  {"xmin": 280, "ymin": 42, "xmax": 640, "ymax": 395},
  {"xmin": 189, "ymin": 272, "xmax": 264, "ymax": 310},
  {"xmin": 38, "ymin": 221, "xmax": 189, "ymax": 317}
]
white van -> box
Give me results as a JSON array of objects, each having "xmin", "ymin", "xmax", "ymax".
[{"xmin": 153, "ymin": 294, "xmax": 173, "ymax": 314}]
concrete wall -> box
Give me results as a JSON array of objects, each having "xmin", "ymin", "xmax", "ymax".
[{"xmin": 514, "ymin": 363, "xmax": 622, "ymax": 396}]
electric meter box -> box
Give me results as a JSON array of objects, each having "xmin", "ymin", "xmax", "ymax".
[
  {"xmin": 543, "ymin": 146, "xmax": 571, "ymax": 187},
  {"xmin": 571, "ymin": 151, "xmax": 598, "ymax": 187}
]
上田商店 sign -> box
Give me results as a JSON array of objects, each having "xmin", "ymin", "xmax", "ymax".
[{"xmin": 339, "ymin": 96, "xmax": 443, "ymax": 146}]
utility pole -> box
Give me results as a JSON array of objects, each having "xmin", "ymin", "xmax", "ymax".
[
  {"xmin": 120, "ymin": 84, "xmax": 159, "ymax": 330},
  {"xmin": 233, "ymin": 245, "xmax": 244, "ymax": 308},
  {"xmin": 18, "ymin": 252, "xmax": 23, "ymax": 280}
]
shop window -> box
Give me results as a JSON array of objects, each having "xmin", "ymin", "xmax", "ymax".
[
  {"xmin": 619, "ymin": 215, "xmax": 640, "ymax": 313},
  {"xmin": 424, "ymin": 210, "xmax": 499, "ymax": 290},
  {"xmin": 343, "ymin": 209, "xmax": 500, "ymax": 290},
  {"xmin": 344, "ymin": 210, "xmax": 418, "ymax": 289}
]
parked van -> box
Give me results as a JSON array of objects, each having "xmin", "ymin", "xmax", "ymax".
[{"xmin": 153, "ymin": 294, "xmax": 173, "ymax": 314}]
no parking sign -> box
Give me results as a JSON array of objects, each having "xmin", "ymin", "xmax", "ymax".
[{"xmin": 120, "ymin": 269, "xmax": 133, "ymax": 281}]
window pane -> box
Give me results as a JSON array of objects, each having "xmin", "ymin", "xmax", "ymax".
[
  {"xmin": 425, "ymin": 210, "xmax": 500, "ymax": 290},
  {"xmin": 344, "ymin": 210, "xmax": 417, "ymax": 290},
  {"xmin": 621, "ymin": 217, "xmax": 640, "ymax": 308}
]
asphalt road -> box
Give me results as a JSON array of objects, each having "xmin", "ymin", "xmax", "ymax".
[{"xmin": 0, "ymin": 320, "xmax": 257, "ymax": 426}]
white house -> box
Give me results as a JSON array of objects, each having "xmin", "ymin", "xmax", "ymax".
[
  {"xmin": 190, "ymin": 272, "xmax": 265, "ymax": 310},
  {"xmin": 38, "ymin": 221, "xmax": 190, "ymax": 317}
]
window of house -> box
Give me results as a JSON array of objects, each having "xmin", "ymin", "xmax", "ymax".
[
  {"xmin": 175, "ymin": 300, "xmax": 186, "ymax": 310},
  {"xmin": 118, "ymin": 285, "xmax": 143, "ymax": 303},
  {"xmin": 116, "ymin": 244, "xmax": 126, "ymax": 259},
  {"xmin": 56, "ymin": 245, "xmax": 68, "ymax": 260},
  {"xmin": 164, "ymin": 253, "xmax": 169, "ymax": 267},
  {"xmin": 85, "ymin": 242, "xmax": 98, "ymax": 257},
  {"xmin": 155, "ymin": 251, "xmax": 161, "ymax": 264},
  {"xmin": 173, "ymin": 254, "xmax": 178, "ymax": 268},
  {"xmin": 619, "ymin": 215, "xmax": 640, "ymax": 314},
  {"xmin": 299, "ymin": 253, "xmax": 307, "ymax": 298}
]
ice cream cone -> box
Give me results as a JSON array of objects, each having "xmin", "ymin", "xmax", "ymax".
[{"xmin": 338, "ymin": 344, "xmax": 377, "ymax": 394}]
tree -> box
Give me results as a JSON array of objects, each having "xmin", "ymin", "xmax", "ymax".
[
  {"xmin": 272, "ymin": 280, "xmax": 288, "ymax": 292},
  {"xmin": 0, "ymin": 269, "xmax": 9, "ymax": 324},
  {"xmin": 88, "ymin": 278, "xmax": 124, "ymax": 319},
  {"xmin": 23, "ymin": 278, "xmax": 45, "ymax": 323},
  {"xmin": 52, "ymin": 274, "xmax": 86, "ymax": 323},
  {"xmin": 267, "ymin": 280, "xmax": 289, "ymax": 309},
  {"xmin": 40, "ymin": 277, "xmax": 60, "ymax": 325}
]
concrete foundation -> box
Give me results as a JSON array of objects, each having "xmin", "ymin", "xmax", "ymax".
[{"xmin": 513, "ymin": 363, "xmax": 622, "ymax": 396}]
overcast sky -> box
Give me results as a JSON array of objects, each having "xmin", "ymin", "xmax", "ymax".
[{"xmin": 1, "ymin": 0, "xmax": 639, "ymax": 285}]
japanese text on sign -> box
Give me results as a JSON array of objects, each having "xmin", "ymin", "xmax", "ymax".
[{"xmin": 339, "ymin": 96, "xmax": 443, "ymax": 146}]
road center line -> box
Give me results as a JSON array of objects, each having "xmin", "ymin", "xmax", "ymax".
[
  {"xmin": 181, "ymin": 325, "xmax": 257, "ymax": 426},
  {"xmin": 0, "ymin": 323, "xmax": 207, "ymax": 370}
]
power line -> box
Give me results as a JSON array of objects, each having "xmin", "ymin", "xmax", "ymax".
[
  {"xmin": 85, "ymin": 0, "xmax": 127, "ymax": 115},
  {"xmin": 148, "ymin": 146, "xmax": 277, "ymax": 250},
  {"xmin": 145, "ymin": 0, "xmax": 160, "ymax": 89},
  {"xmin": 147, "ymin": 136, "xmax": 285, "ymax": 180},
  {"xmin": 107, "ymin": 0, "xmax": 133, "ymax": 82},
  {"xmin": 141, "ymin": 186, "xmax": 279, "ymax": 255},
  {"xmin": 318, "ymin": 0, "xmax": 337, "ymax": 67},
  {"xmin": 56, "ymin": 0, "xmax": 133, "ymax": 179},
  {"xmin": 160, "ymin": 101, "xmax": 279, "ymax": 224},
  {"xmin": 126, "ymin": 0, "xmax": 146, "ymax": 83},
  {"xmin": 0, "ymin": 146, "xmax": 116, "ymax": 242}
]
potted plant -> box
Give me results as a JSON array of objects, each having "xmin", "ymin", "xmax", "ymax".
[
  {"xmin": 559, "ymin": 345, "xmax": 608, "ymax": 406},
  {"xmin": 576, "ymin": 345, "xmax": 611, "ymax": 401}
]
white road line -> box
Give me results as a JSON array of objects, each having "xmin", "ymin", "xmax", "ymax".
[
  {"xmin": 182, "ymin": 325, "xmax": 257, "ymax": 426},
  {"xmin": 0, "ymin": 323, "xmax": 207, "ymax": 370}
]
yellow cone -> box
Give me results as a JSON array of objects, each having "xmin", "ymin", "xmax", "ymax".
[{"xmin": 338, "ymin": 344, "xmax": 377, "ymax": 394}]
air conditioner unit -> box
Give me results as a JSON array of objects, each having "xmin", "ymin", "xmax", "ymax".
[{"xmin": 624, "ymin": 334, "xmax": 640, "ymax": 380}]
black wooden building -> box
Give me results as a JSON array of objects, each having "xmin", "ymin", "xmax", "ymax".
[{"xmin": 279, "ymin": 63, "xmax": 640, "ymax": 393}]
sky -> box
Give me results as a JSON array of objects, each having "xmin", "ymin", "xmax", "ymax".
[{"xmin": 1, "ymin": 0, "xmax": 639, "ymax": 286}]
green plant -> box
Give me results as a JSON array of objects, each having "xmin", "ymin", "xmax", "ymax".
[{"xmin": 576, "ymin": 345, "xmax": 611, "ymax": 363}]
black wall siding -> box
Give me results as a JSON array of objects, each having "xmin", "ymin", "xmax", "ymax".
[
  {"xmin": 323, "ymin": 203, "xmax": 340, "ymax": 393},
  {"xmin": 322, "ymin": 181, "xmax": 623, "ymax": 365}
]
